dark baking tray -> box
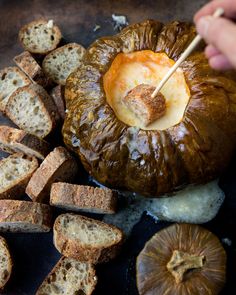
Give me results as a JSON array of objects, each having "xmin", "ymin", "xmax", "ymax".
[{"xmin": 0, "ymin": 0, "xmax": 236, "ymax": 294}]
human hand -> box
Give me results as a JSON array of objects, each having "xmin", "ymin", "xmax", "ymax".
[{"xmin": 194, "ymin": 0, "xmax": 236, "ymax": 70}]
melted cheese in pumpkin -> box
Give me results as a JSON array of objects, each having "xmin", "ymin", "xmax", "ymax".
[{"xmin": 103, "ymin": 50, "xmax": 190, "ymax": 130}]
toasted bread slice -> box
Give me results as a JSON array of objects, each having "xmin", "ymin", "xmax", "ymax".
[
  {"xmin": 50, "ymin": 183, "xmax": 117, "ymax": 214},
  {"xmin": 26, "ymin": 147, "xmax": 78, "ymax": 203},
  {"xmin": 0, "ymin": 200, "xmax": 52, "ymax": 232},
  {"xmin": 0, "ymin": 153, "xmax": 38, "ymax": 200},
  {"xmin": 42, "ymin": 43, "xmax": 86, "ymax": 85},
  {"xmin": 0, "ymin": 125, "xmax": 51, "ymax": 160},
  {"xmin": 36, "ymin": 257, "xmax": 97, "ymax": 295},
  {"xmin": 53, "ymin": 213, "xmax": 124, "ymax": 263},
  {"xmin": 0, "ymin": 67, "xmax": 31, "ymax": 112},
  {"xmin": 123, "ymin": 84, "xmax": 166, "ymax": 126},
  {"xmin": 49, "ymin": 85, "xmax": 65, "ymax": 120},
  {"xmin": 0, "ymin": 236, "xmax": 12, "ymax": 290},
  {"xmin": 13, "ymin": 51, "xmax": 51, "ymax": 87},
  {"xmin": 18, "ymin": 19, "xmax": 62, "ymax": 55},
  {"xmin": 5, "ymin": 84, "xmax": 59, "ymax": 138}
]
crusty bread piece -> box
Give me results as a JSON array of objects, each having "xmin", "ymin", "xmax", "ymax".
[
  {"xmin": 53, "ymin": 213, "xmax": 124, "ymax": 263},
  {"xmin": 0, "ymin": 200, "xmax": 52, "ymax": 232},
  {"xmin": 0, "ymin": 66, "xmax": 31, "ymax": 112},
  {"xmin": 0, "ymin": 125, "xmax": 51, "ymax": 160},
  {"xmin": 36, "ymin": 256, "xmax": 97, "ymax": 295},
  {"xmin": 49, "ymin": 85, "xmax": 65, "ymax": 120},
  {"xmin": 26, "ymin": 147, "xmax": 78, "ymax": 203},
  {"xmin": 0, "ymin": 153, "xmax": 38, "ymax": 200},
  {"xmin": 0, "ymin": 236, "xmax": 12, "ymax": 290},
  {"xmin": 42, "ymin": 43, "xmax": 86, "ymax": 85},
  {"xmin": 123, "ymin": 84, "xmax": 166, "ymax": 126},
  {"xmin": 13, "ymin": 51, "xmax": 51, "ymax": 87},
  {"xmin": 50, "ymin": 183, "xmax": 117, "ymax": 214},
  {"xmin": 5, "ymin": 84, "xmax": 59, "ymax": 138},
  {"xmin": 18, "ymin": 19, "xmax": 62, "ymax": 55}
]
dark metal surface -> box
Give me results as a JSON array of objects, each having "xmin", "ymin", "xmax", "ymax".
[{"xmin": 0, "ymin": 0, "xmax": 236, "ymax": 294}]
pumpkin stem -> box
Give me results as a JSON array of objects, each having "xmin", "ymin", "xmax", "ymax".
[{"xmin": 167, "ymin": 250, "xmax": 205, "ymax": 284}]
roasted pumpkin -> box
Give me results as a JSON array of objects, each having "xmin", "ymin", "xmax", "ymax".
[
  {"xmin": 63, "ymin": 20, "xmax": 236, "ymax": 196},
  {"xmin": 136, "ymin": 223, "xmax": 226, "ymax": 295}
]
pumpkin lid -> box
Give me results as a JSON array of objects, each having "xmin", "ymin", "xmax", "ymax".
[{"xmin": 136, "ymin": 223, "xmax": 226, "ymax": 295}]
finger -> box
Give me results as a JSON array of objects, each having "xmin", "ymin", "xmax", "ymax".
[
  {"xmin": 196, "ymin": 17, "xmax": 236, "ymax": 68},
  {"xmin": 205, "ymin": 44, "xmax": 221, "ymax": 58},
  {"xmin": 194, "ymin": 0, "xmax": 236, "ymax": 23},
  {"xmin": 209, "ymin": 54, "xmax": 233, "ymax": 70}
]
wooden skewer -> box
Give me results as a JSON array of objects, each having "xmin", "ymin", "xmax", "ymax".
[{"xmin": 151, "ymin": 7, "xmax": 224, "ymax": 98}]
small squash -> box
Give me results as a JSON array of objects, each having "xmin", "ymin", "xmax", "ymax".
[{"xmin": 136, "ymin": 223, "xmax": 226, "ymax": 295}]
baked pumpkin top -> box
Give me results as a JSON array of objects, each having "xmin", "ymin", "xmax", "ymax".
[{"xmin": 63, "ymin": 20, "xmax": 236, "ymax": 196}]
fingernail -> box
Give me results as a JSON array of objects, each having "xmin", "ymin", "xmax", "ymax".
[{"xmin": 196, "ymin": 16, "xmax": 212, "ymax": 37}]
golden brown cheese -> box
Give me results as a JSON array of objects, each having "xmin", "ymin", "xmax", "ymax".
[{"xmin": 103, "ymin": 50, "xmax": 190, "ymax": 130}]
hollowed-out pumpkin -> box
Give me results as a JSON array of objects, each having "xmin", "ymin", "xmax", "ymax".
[{"xmin": 63, "ymin": 20, "xmax": 236, "ymax": 196}]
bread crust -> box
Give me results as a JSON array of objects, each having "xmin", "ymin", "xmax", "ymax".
[
  {"xmin": 26, "ymin": 147, "xmax": 78, "ymax": 203},
  {"xmin": 123, "ymin": 84, "xmax": 166, "ymax": 126},
  {"xmin": 50, "ymin": 85, "xmax": 65, "ymax": 120},
  {"xmin": 50, "ymin": 183, "xmax": 117, "ymax": 214},
  {"xmin": 36, "ymin": 256, "xmax": 97, "ymax": 295},
  {"xmin": 13, "ymin": 51, "xmax": 51, "ymax": 87},
  {"xmin": 0, "ymin": 125, "xmax": 51, "ymax": 160},
  {"xmin": 0, "ymin": 153, "xmax": 38, "ymax": 200},
  {"xmin": 0, "ymin": 66, "xmax": 31, "ymax": 112},
  {"xmin": 5, "ymin": 84, "xmax": 59, "ymax": 138},
  {"xmin": 42, "ymin": 43, "xmax": 86, "ymax": 85},
  {"xmin": 18, "ymin": 19, "xmax": 62, "ymax": 55},
  {"xmin": 0, "ymin": 236, "xmax": 13, "ymax": 290},
  {"xmin": 0, "ymin": 200, "xmax": 52, "ymax": 232},
  {"xmin": 53, "ymin": 214, "xmax": 124, "ymax": 264}
]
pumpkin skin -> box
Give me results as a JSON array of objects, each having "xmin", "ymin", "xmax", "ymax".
[
  {"xmin": 136, "ymin": 224, "xmax": 226, "ymax": 295},
  {"xmin": 63, "ymin": 20, "xmax": 236, "ymax": 196}
]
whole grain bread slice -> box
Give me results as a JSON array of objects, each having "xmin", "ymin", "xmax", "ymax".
[
  {"xmin": 26, "ymin": 146, "xmax": 78, "ymax": 203},
  {"xmin": 53, "ymin": 213, "xmax": 124, "ymax": 264},
  {"xmin": 13, "ymin": 51, "xmax": 51, "ymax": 87},
  {"xmin": 0, "ymin": 153, "xmax": 38, "ymax": 200},
  {"xmin": 0, "ymin": 236, "xmax": 13, "ymax": 290},
  {"xmin": 49, "ymin": 85, "xmax": 65, "ymax": 120},
  {"xmin": 42, "ymin": 43, "xmax": 86, "ymax": 85},
  {"xmin": 5, "ymin": 83, "xmax": 59, "ymax": 138},
  {"xmin": 36, "ymin": 256, "xmax": 97, "ymax": 295},
  {"xmin": 50, "ymin": 183, "xmax": 117, "ymax": 214},
  {"xmin": 18, "ymin": 19, "xmax": 62, "ymax": 55},
  {"xmin": 0, "ymin": 200, "xmax": 52, "ymax": 232},
  {"xmin": 0, "ymin": 67, "xmax": 31, "ymax": 112},
  {"xmin": 0, "ymin": 125, "xmax": 51, "ymax": 160}
]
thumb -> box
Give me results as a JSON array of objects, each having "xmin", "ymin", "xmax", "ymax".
[{"xmin": 196, "ymin": 16, "xmax": 236, "ymax": 68}]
